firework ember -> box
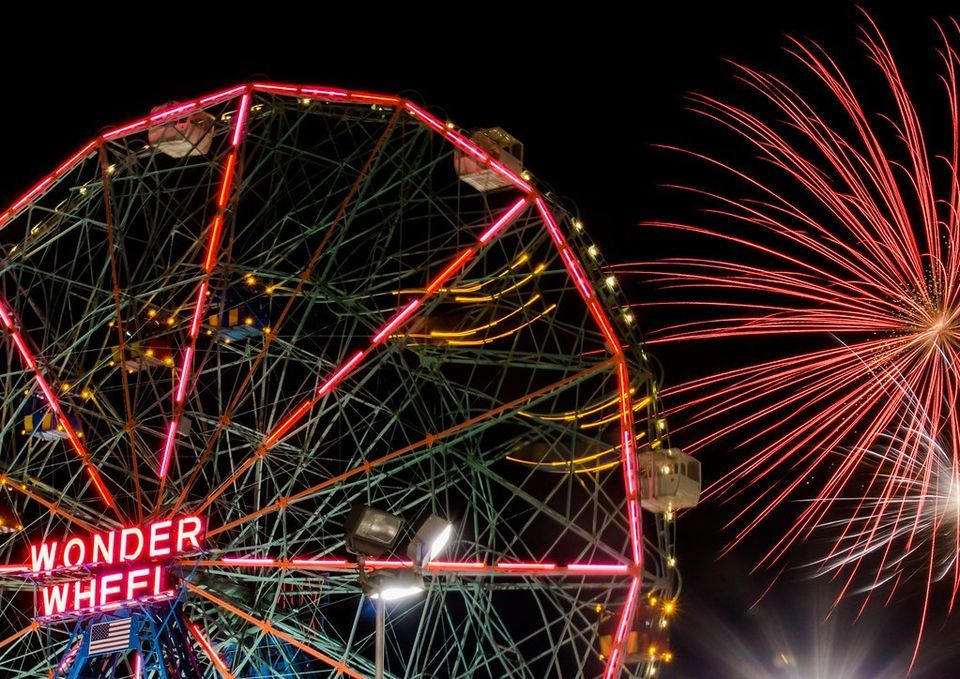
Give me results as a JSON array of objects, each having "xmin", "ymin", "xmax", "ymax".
[{"xmin": 620, "ymin": 14, "xmax": 960, "ymax": 666}]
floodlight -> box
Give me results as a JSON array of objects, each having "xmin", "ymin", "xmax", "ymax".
[
  {"xmin": 343, "ymin": 504, "xmax": 403, "ymax": 558},
  {"xmin": 364, "ymin": 569, "xmax": 424, "ymax": 601},
  {"xmin": 406, "ymin": 514, "xmax": 453, "ymax": 565}
]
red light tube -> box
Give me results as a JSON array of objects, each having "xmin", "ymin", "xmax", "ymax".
[
  {"xmin": 425, "ymin": 248, "xmax": 476, "ymax": 295},
  {"xmin": 496, "ymin": 562, "xmax": 557, "ymax": 571},
  {"xmin": 316, "ymin": 350, "xmax": 365, "ymax": 398},
  {"xmin": 53, "ymin": 140, "xmax": 98, "ymax": 178},
  {"xmin": 479, "ymin": 197, "xmax": 529, "ymax": 244},
  {"xmin": 560, "ymin": 247, "xmax": 595, "ymax": 301},
  {"xmin": 534, "ymin": 196, "xmax": 566, "ymax": 247},
  {"xmin": 222, "ymin": 557, "xmax": 276, "ymax": 566},
  {"xmin": 603, "ymin": 576, "xmax": 642, "ymax": 679},
  {"xmin": 231, "ymin": 92, "xmax": 251, "ymax": 147},
  {"xmin": 404, "ymin": 102, "xmax": 446, "ymax": 132},
  {"xmin": 263, "ymin": 398, "xmax": 314, "ymax": 449},
  {"xmin": 290, "ymin": 559, "xmax": 351, "ymax": 568},
  {"xmin": 175, "ymin": 347, "xmax": 193, "ymax": 404},
  {"xmin": 189, "ymin": 281, "xmax": 208, "ymax": 339},
  {"xmin": 188, "ymin": 622, "xmax": 234, "ymax": 679},
  {"xmin": 200, "ymin": 84, "xmax": 248, "ymax": 106},
  {"xmin": 566, "ymin": 563, "xmax": 630, "ymax": 574},
  {"xmin": 216, "ymin": 153, "xmax": 237, "ymax": 209},
  {"xmin": 159, "ymin": 420, "xmax": 178, "ymax": 478},
  {"xmin": 372, "ymin": 299, "xmax": 420, "ymax": 345}
]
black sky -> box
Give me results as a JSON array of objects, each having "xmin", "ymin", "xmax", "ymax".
[{"xmin": 3, "ymin": 3, "xmax": 959, "ymax": 676}]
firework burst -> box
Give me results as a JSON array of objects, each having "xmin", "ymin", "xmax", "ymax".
[{"xmin": 617, "ymin": 14, "xmax": 960, "ymax": 663}]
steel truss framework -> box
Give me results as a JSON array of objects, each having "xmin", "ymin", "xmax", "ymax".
[{"xmin": 0, "ymin": 84, "xmax": 679, "ymax": 678}]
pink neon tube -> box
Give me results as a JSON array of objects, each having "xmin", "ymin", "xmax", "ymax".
[
  {"xmin": 255, "ymin": 199, "xmax": 526, "ymax": 453},
  {"xmin": 160, "ymin": 91, "xmax": 251, "ymax": 479}
]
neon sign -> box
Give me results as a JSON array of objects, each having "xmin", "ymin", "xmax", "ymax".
[{"xmin": 29, "ymin": 515, "xmax": 204, "ymax": 617}]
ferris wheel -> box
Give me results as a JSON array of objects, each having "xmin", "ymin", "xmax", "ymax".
[{"xmin": 0, "ymin": 84, "xmax": 696, "ymax": 678}]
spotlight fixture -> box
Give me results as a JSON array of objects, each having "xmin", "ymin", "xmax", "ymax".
[
  {"xmin": 406, "ymin": 514, "xmax": 453, "ymax": 566},
  {"xmin": 343, "ymin": 504, "xmax": 404, "ymax": 558},
  {"xmin": 364, "ymin": 569, "xmax": 424, "ymax": 601}
]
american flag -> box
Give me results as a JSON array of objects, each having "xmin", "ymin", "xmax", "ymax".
[{"xmin": 87, "ymin": 618, "xmax": 133, "ymax": 656}]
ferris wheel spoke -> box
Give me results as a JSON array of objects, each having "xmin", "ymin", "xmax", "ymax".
[
  {"xmin": 0, "ymin": 296, "xmax": 119, "ymax": 516},
  {"xmin": 156, "ymin": 90, "xmax": 252, "ymax": 507},
  {"xmin": 170, "ymin": 107, "xmax": 404, "ymax": 516},
  {"xmin": 185, "ymin": 582, "xmax": 365, "ymax": 679},
  {"xmin": 193, "ymin": 199, "xmax": 531, "ymax": 521},
  {"xmin": 0, "ymin": 622, "xmax": 37, "ymax": 656},
  {"xmin": 206, "ymin": 359, "xmax": 614, "ymax": 539},
  {"xmin": 185, "ymin": 618, "xmax": 236, "ymax": 679},
  {"xmin": 98, "ymin": 141, "xmax": 145, "ymax": 524},
  {"xmin": 0, "ymin": 474, "xmax": 99, "ymax": 533}
]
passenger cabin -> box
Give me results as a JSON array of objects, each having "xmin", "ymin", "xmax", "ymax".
[
  {"xmin": 598, "ymin": 605, "xmax": 670, "ymax": 664},
  {"xmin": 112, "ymin": 336, "xmax": 174, "ymax": 372},
  {"xmin": 148, "ymin": 103, "xmax": 215, "ymax": 159},
  {"xmin": 111, "ymin": 313, "xmax": 175, "ymax": 371},
  {"xmin": 207, "ymin": 288, "xmax": 268, "ymax": 343},
  {"xmin": 0, "ymin": 502, "xmax": 22, "ymax": 534},
  {"xmin": 637, "ymin": 447, "xmax": 701, "ymax": 514},
  {"xmin": 454, "ymin": 127, "xmax": 524, "ymax": 192},
  {"xmin": 22, "ymin": 395, "xmax": 80, "ymax": 442}
]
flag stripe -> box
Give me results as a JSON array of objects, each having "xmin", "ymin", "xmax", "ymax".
[{"xmin": 88, "ymin": 618, "xmax": 132, "ymax": 655}]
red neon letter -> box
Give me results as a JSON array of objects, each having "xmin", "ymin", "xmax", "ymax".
[
  {"xmin": 31, "ymin": 542, "xmax": 58, "ymax": 572},
  {"xmin": 92, "ymin": 531, "xmax": 116, "ymax": 565},
  {"xmin": 176, "ymin": 516, "xmax": 203, "ymax": 553},
  {"xmin": 120, "ymin": 527, "xmax": 144, "ymax": 562},
  {"xmin": 62, "ymin": 537, "xmax": 87, "ymax": 568},
  {"xmin": 149, "ymin": 520, "xmax": 172, "ymax": 558},
  {"xmin": 99, "ymin": 572, "xmax": 123, "ymax": 606},
  {"xmin": 42, "ymin": 583, "xmax": 70, "ymax": 616},
  {"xmin": 126, "ymin": 567, "xmax": 151, "ymax": 601},
  {"xmin": 74, "ymin": 579, "xmax": 96, "ymax": 611}
]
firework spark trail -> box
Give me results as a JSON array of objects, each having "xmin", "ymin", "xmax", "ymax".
[{"xmin": 617, "ymin": 14, "xmax": 960, "ymax": 667}]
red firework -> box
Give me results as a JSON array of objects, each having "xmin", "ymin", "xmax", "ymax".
[{"xmin": 618, "ymin": 14, "xmax": 960, "ymax": 665}]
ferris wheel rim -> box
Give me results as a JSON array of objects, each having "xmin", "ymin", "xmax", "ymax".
[{"xmin": 0, "ymin": 82, "xmax": 674, "ymax": 679}]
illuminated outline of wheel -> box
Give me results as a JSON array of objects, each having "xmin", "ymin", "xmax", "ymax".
[{"xmin": 0, "ymin": 84, "xmax": 679, "ymax": 678}]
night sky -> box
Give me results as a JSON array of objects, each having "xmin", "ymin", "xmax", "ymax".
[{"xmin": 3, "ymin": 3, "xmax": 960, "ymax": 676}]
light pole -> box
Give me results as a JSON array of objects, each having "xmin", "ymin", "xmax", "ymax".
[
  {"xmin": 344, "ymin": 506, "xmax": 453, "ymax": 679},
  {"xmin": 375, "ymin": 592, "xmax": 385, "ymax": 679}
]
